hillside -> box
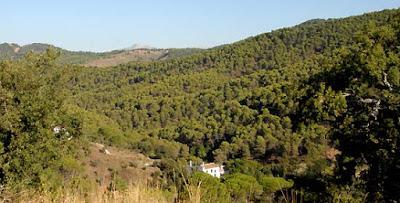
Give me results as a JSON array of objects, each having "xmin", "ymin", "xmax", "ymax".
[
  {"xmin": 0, "ymin": 43, "xmax": 203, "ymax": 66},
  {"xmin": 83, "ymin": 142, "xmax": 159, "ymax": 190},
  {"xmin": 1, "ymin": 8, "xmax": 400, "ymax": 203},
  {"xmin": 83, "ymin": 48, "xmax": 203, "ymax": 67},
  {"xmin": 0, "ymin": 43, "xmax": 58, "ymax": 58}
]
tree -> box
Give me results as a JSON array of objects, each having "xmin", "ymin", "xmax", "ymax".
[
  {"xmin": 224, "ymin": 173, "xmax": 263, "ymax": 202},
  {"xmin": 318, "ymin": 23, "xmax": 400, "ymax": 202},
  {"xmin": 0, "ymin": 50, "xmax": 83, "ymax": 191},
  {"xmin": 187, "ymin": 172, "xmax": 231, "ymax": 203},
  {"xmin": 259, "ymin": 176, "xmax": 293, "ymax": 194},
  {"xmin": 254, "ymin": 136, "xmax": 266, "ymax": 158}
]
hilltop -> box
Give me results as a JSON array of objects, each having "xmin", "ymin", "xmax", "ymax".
[
  {"xmin": 0, "ymin": 42, "xmax": 203, "ymax": 67},
  {"xmin": 0, "ymin": 43, "xmax": 54, "ymax": 59}
]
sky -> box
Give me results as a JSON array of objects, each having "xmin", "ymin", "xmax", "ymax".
[{"xmin": 1, "ymin": 0, "xmax": 400, "ymax": 52}]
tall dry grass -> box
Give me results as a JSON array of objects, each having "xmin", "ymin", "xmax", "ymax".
[
  {"xmin": 181, "ymin": 173, "xmax": 201, "ymax": 203},
  {"xmin": 0, "ymin": 183, "xmax": 172, "ymax": 203}
]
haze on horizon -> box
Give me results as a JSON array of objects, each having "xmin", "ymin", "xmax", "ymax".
[{"xmin": 1, "ymin": 0, "xmax": 400, "ymax": 52}]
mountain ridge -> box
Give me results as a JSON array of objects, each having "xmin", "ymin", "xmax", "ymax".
[{"xmin": 0, "ymin": 42, "xmax": 204, "ymax": 67}]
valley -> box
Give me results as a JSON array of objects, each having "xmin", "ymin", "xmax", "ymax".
[{"xmin": 1, "ymin": 7, "xmax": 400, "ymax": 203}]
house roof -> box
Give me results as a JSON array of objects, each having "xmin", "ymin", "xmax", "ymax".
[{"xmin": 203, "ymin": 163, "xmax": 221, "ymax": 169}]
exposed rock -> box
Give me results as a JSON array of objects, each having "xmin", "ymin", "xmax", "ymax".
[
  {"xmin": 104, "ymin": 149, "xmax": 111, "ymax": 155},
  {"xmin": 99, "ymin": 147, "xmax": 111, "ymax": 155}
]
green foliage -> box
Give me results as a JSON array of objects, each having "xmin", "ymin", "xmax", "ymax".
[
  {"xmin": 0, "ymin": 50, "xmax": 84, "ymax": 192},
  {"xmin": 188, "ymin": 172, "xmax": 231, "ymax": 203},
  {"xmin": 108, "ymin": 171, "xmax": 129, "ymax": 192},
  {"xmin": 224, "ymin": 173, "xmax": 263, "ymax": 202},
  {"xmin": 259, "ymin": 176, "xmax": 293, "ymax": 193},
  {"xmin": 226, "ymin": 159, "xmax": 270, "ymax": 179},
  {"xmin": 1, "ymin": 8, "xmax": 400, "ymax": 201},
  {"xmin": 329, "ymin": 24, "xmax": 400, "ymax": 202},
  {"xmin": 0, "ymin": 43, "xmax": 204, "ymax": 65}
]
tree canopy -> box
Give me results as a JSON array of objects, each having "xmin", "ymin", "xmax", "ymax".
[{"xmin": 1, "ymin": 8, "xmax": 400, "ymax": 202}]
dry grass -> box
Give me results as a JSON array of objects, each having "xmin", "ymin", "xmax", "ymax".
[
  {"xmin": 84, "ymin": 49, "xmax": 167, "ymax": 67},
  {"xmin": 0, "ymin": 183, "xmax": 172, "ymax": 203},
  {"xmin": 83, "ymin": 143, "xmax": 159, "ymax": 189},
  {"xmin": 0, "ymin": 141, "xmax": 170, "ymax": 203},
  {"xmin": 180, "ymin": 172, "xmax": 201, "ymax": 203}
]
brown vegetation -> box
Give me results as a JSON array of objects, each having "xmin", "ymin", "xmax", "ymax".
[
  {"xmin": 82, "ymin": 143, "xmax": 160, "ymax": 192},
  {"xmin": 0, "ymin": 184, "xmax": 171, "ymax": 203},
  {"xmin": 84, "ymin": 49, "xmax": 167, "ymax": 67}
]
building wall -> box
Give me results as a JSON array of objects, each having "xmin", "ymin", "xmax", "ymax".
[{"xmin": 202, "ymin": 167, "xmax": 222, "ymax": 178}]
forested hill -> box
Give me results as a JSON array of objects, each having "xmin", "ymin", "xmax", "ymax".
[
  {"xmin": 0, "ymin": 42, "xmax": 203, "ymax": 66},
  {"xmin": 1, "ymin": 8, "xmax": 400, "ymax": 202}
]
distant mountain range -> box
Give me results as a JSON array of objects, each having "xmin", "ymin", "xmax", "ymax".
[
  {"xmin": 0, "ymin": 42, "xmax": 203, "ymax": 67},
  {"xmin": 0, "ymin": 43, "xmax": 55, "ymax": 59}
]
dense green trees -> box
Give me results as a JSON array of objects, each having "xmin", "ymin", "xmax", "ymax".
[
  {"xmin": 1, "ymin": 8, "xmax": 400, "ymax": 202},
  {"xmin": 225, "ymin": 173, "xmax": 263, "ymax": 202},
  {"xmin": 187, "ymin": 172, "xmax": 231, "ymax": 203},
  {"xmin": 0, "ymin": 50, "xmax": 84, "ymax": 191},
  {"xmin": 326, "ymin": 21, "xmax": 400, "ymax": 202},
  {"xmin": 60, "ymin": 9, "xmax": 400, "ymax": 201}
]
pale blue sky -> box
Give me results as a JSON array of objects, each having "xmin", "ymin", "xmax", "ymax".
[{"xmin": 1, "ymin": 0, "xmax": 400, "ymax": 52}]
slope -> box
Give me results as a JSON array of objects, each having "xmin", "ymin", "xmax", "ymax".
[
  {"xmin": 0, "ymin": 43, "xmax": 203, "ymax": 66},
  {"xmin": 59, "ymin": 8, "xmax": 400, "ymax": 202},
  {"xmin": 1, "ymin": 8, "xmax": 400, "ymax": 202}
]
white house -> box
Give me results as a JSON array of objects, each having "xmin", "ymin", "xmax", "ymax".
[{"xmin": 189, "ymin": 161, "xmax": 225, "ymax": 178}]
